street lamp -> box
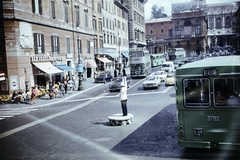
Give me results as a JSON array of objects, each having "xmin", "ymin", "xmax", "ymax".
[
  {"xmin": 118, "ymin": 32, "xmax": 121, "ymax": 75},
  {"xmin": 76, "ymin": 52, "xmax": 83, "ymax": 91}
]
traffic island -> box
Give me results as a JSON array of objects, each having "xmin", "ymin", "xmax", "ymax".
[{"xmin": 108, "ymin": 113, "xmax": 133, "ymax": 126}]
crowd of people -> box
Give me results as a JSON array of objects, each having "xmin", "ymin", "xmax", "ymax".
[{"xmin": 11, "ymin": 77, "xmax": 75, "ymax": 104}]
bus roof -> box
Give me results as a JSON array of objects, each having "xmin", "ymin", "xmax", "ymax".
[{"xmin": 176, "ymin": 56, "xmax": 240, "ymax": 76}]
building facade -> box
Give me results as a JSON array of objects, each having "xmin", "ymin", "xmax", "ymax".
[
  {"xmin": 1, "ymin": 0, "xmax": 96, "ymax": 94},
  {"xmin": 205, "ymin": 2, "xmax": 238, "ymax": 52},
  {"xmin": 0, "ymin": 0, "xmax": 147, "ymax": 95},
  {"xmin": 128, "ymin": 0, "xmax": 147, "ymax": 48},
  {"xmin": 145, "ymin": 0, "xmax": 238, "ymax": 56},
  {"xmin": 145, "ymin": 17, "xmax": 172, "ymax": 54}
]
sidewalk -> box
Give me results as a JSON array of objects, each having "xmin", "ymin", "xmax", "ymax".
[
  {"xmin": 1, "ymin": 68, "xmax": 131, "ymax": 109},
  {"xmin": 0, "ymin": 78, "xmax": 98, "ymax": 109}
]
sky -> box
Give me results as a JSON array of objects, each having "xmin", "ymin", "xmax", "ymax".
[{"xmin": 144, "ymin": 0, "xmax": 237, "ymax": 20}]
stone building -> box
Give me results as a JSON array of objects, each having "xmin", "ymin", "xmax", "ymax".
[
  {"xmin": 0, "ymin": 0, "xmax": 148, "ymax": 95},
  {"xmin": 1, "ymin": 0, "xmax": 96, "ymax": 94},
  {"xmin": 128, "ymin": 0, "xmax": 147, "ymax": 48},
  {"xmin": 145, "ymin": 0, "xmax": 238, "ymax": 56},
  {"xmin": 97, "ymin": 0, "xmax": 129, "ymax": 71},
  {"xmin": 145, "ymin": 17, "xmax": 172, "ymax": 54},
  {"xmin": 205, "ymin": 2, "xmax": 238, "ymax": 53},
  {"xmin": 233, "ymin": 2, "xmax": 240, "ymax": 54},
  {"xmin": 171, "ymin": 0, "xmax": 208, "ymax": 56}
]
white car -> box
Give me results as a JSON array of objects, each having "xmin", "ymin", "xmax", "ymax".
[
  {"xmin": 151, "ymin": 70, "xmax": 167, "ymax": 82},
  {"xmin": 142, "ymin": 75, "xmax": 160, "ymax": 90},
  {"xmin": 165, "ymin": 70, "xmax": 175, "ymax": 86}
]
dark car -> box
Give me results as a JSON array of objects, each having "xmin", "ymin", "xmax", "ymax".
[
  {"xmin": 109, "ymin": 76, "xmax": 132, "ymax": 92},
  {"xmin": 95, "ymin": 71, "xmax": 113, "ymax": 83}
]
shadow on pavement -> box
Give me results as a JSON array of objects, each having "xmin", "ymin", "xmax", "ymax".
[
  {"xmin": 111, "ymin": 104, "xmax": 240, "ymax": 159},
  {"xmin": 111, "ymin": 104, "xmax": 181, "ymax": 158}
]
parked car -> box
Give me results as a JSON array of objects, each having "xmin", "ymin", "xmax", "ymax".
[
  {"xmin": 165, "ymin": 70, "xmax": 175, "ymax": 86},
  {"xmin": 109, "ymin": 76, "xmax": 132, "ymax": 92},
  {"xmin": 142, "ymin": 75, "xmax": 160, "ymax": 90},
  {"xmin": 151, "ymin": 70, "xmax": 167, "ymax": 82},
  {"xmin": 95, "ymin": 71, "xmax": 112, "ymax": 83}
]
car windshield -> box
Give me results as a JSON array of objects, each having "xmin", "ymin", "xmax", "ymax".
[
  {"xmin": 162, "ymin": 64, "xmax": 170, "ymax": 67},
  {"xmin": 167, "ymin": 74, "xmax": 174, "ymax": 78},
  {"xmin": 115, "ymin": 78, "xmax": 122, "ymax": 82},
  {"xmin": 146, "ymin": 76, "xmax": 155, "ymax": 80}
]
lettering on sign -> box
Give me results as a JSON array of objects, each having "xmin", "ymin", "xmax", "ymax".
[
  {"xmin": 31, "ymin": 56, "xmax": 63, "ymax": 62},
  {"xmin": 207, "ymin": 116, "xmax": 219, "ymax": 122}
]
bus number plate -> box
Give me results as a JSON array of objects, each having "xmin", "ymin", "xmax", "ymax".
[
  {"xmin": 207, "ymin": 116, "xmax": 219, "ymax": 122},
  {"xmin": 193, "ymin": 128, "xmax": 203, "ymax": 137}
]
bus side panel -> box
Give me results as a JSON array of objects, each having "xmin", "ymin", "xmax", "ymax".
[{"xmin": 177, "ymin": 110, "xmax": 240, "ymax": 149}]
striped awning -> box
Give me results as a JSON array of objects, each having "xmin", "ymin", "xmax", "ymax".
[{"xmin": 0, "ymin": 71, "xmax": 5, "ymax": 81}]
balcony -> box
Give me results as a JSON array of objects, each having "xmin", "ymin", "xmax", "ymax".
[{"xmin": 114, "ymin": 0, "xmax": 129, "ymax": 12}]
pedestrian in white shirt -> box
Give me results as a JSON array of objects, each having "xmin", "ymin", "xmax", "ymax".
[{"xmin": 120, "ymin": 76, "xmax": 128, "ymax": 116}]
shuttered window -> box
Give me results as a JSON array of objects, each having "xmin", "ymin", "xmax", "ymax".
[
  {"xmin": 64, "ymin": 5, "xmax": 69, "ymax": 23},
  {"xmin": 32, "ymin": 0, "xmax": 42, "ymax": 15},
  {"xmin": 77, "ymin": 38, "xmax": 82, "ymax": 57},
  {"xmin": 51, "ymin": 1, "xmax": 56, "ymax": 19},
  {"xmin": 33, "ymin": 33, "xmax": 45, "ymax": 54},
  {"xmin": 66, "ymin": 37, "xmax": 70, "ymax": 54},
  {"xmin": 51, "ymin": 35, "xmax": 60, "ymax": 54}
]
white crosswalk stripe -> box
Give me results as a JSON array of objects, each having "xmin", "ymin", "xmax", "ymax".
[
  {"xmin": 0, "ymin": 108, "xmax": 37, "ymax": 121},
  {"xmin": 162, "ymin": 86, "xmax": 173, "ymax": 93}
]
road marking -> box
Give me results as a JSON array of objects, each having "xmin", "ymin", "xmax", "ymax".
[
  {"xmin": 162, "ymin": 86, "xmax": 174, "ymax": 93},
  {"xmin": 0, "ymin": 92, "xmax": 108, "ymax": 139},
  {"xmin": 65, "ymin": 86, "xmax": 174, "ymax": 102},
  {"xmin": 0, "ymin": 108, "xmax": 38, "ymax": 121}
]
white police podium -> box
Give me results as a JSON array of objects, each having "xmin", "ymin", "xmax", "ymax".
[{"xmin": 108, "ymin": 113, "xmax": 133, "ymax": 126}]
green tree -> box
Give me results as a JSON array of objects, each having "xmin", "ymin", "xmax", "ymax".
[{"xmin": 150, "ymin": 4, "xmax": 167, "ymax": 19}]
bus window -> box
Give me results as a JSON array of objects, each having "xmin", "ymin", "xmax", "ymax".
[
  {"xmin": 213, "ymin": 77, "xmax": 240, "ymax": 107},
  {"xmin": 183, "ymin": 78, "xmax": 210, "ymax": 107},
  {"xmin": 133, "ymin": 64, "xmax": 143, "ymax": 70}
]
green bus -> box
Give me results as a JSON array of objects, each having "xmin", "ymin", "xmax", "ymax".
[
  {"xmin": 175, "ymin": 56, "xmax": 240, "ymax": 150},
  {"xmin": 150, "ymin": 53, "xmax": 166, "ymax": 67}
]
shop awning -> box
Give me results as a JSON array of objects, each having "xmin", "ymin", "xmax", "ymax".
[
  {"xmin": 33, "ymin": 62, "xmax": 63, "ymax": 74},
  {"xmin": 121, "ymin": 52, "xmax": 129, "ymax": 58},
  {"xmin": 56, "ymin": 65, "xmax": 75, "ymax": 71},
  {"xmin": 0, "ymin": 71, "xmax": 5, "ymax": 81},
  {"xmin": 106, "ymin": 52, "xmax": 119, "ymax": 58},
  {"xmin": 96, "ymin": 57, "xmax": 112, "ymax": 63},
  {"xmin": 85, "ymin": 59, "xmax": 97, "ymax": 68}
]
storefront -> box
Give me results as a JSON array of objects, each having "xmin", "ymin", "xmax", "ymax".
[{"xmin": 32, "ymin": 62, "xmax": 63, "ymax": 86}]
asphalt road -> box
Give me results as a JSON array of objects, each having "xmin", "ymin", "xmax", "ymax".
[{"xmin": 1, "ymin": 67, "xmax": 240, "ymax": 159}]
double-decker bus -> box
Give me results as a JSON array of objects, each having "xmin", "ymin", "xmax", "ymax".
[
  {"xmin": 129, "ymin": 49, "xmax": 152, "ymax": 78},
  {"xmin": 175, "ymin": 56, "xmax": 240, "ymax": 150},
  {"xmin": 150, "ymin": 53, "xmax": 166, "ymax": 67},
  {"xmin": 168, "ymin": 48, "xmax": 186, "ymax": 61}
]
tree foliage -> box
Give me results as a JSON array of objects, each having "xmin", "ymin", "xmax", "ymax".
[{"xmin": 150, "ymin": 4, "xmax": 167, "ymax": 19}]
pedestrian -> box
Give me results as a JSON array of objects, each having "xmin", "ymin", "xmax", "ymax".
[
  {"xmin": 122, "ymin": 67, "xmax": 126, "ymax": 76},
  {"xmin": 31, "ymin": 87, "xmax": 36, "ymax": 104},
  {"xmin": 59, "ymin": 81, "xmax": 65, "ymax": 97},
  {"xmin": 114, "ymin": 68, "xmax": 118, "ymax": 78},
  {"xmin": 120, "ymin": 76, "xmax": 128, "ymax": 116},
  {"xmin": 49, "ymin": 81, "xmax": 54, "ymax": 99},
  {"xmin": 64, "ymin": 79, "xmax": 68, "ymax": 94}
]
